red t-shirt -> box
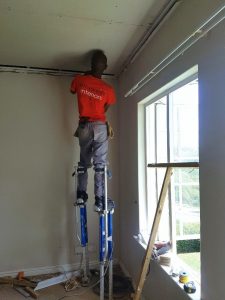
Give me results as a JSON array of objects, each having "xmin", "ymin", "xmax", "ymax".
[{"xmin": 71, "ymin": 75, "xmax": 116, "ymax": 122}]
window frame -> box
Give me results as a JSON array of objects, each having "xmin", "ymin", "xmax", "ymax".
[{"xmin": 141, "ymin": 72, "xmax": 199, "ymax": 269}]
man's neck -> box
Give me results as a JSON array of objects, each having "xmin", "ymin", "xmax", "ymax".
[{"xmin": 90, "ymin": 70, "xmax": 102, "ymax": 79}]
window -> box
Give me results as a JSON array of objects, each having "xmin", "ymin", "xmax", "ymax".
[{"xmin": 144, "ymin": 78, "xmax": 200, "ymax": 278}]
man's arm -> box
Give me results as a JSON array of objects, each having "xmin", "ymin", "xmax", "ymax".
[
  {"xmin": 71, "ymin": 76, "xmax": 79, "ymax": 94},
  {"xmin": 105, "ymin": 86, "xmax": 116, "ymax": 112},
  {"xmin": 104, "ymin": 103, "xmax": 110, "ymax": 112}
]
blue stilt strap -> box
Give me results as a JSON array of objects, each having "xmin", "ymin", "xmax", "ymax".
[
  {"xmin": 99, "ymin": 214, "xmax": 105, "ymax": 262},
  {"xmin": 80, "ymin": 205, "xmax": 88, "ymax": 247},
  {"xmin": 108, "ymin": 212, "xmax": 113, "ymax": 260}
]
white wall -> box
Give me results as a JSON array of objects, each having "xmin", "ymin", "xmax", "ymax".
[
  {"xmin": 118, "ymin": 1, "xmax": 225, "ymax": 299},
  {"xmin": 0, "ymin": 72, "xmax": 119, "ymax": 274}
]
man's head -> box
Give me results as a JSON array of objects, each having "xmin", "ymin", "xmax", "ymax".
[{"xmin": 91, "ymin": 50, "xmax": 107, "ymax": 77}]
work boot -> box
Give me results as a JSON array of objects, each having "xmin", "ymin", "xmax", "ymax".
[
  {"xmin": 94, "ymin": 196, "xmax": 104, "ymax": 212},
  {"xmin": 75, "ymin": 190, "xmax": 88, "ymax": 206}
]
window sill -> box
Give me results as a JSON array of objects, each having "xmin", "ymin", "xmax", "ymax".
[
  {"xmin": 134, "ymin": 234, "xmax": 201, "ymax": 300},
  {"xmin": 160, "ymin": 264, "xmax": 201, "ymax": 300}
]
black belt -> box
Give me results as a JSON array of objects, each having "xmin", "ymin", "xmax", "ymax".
[
  {"xmin": 79, "ymin": 117, "xmax": 106, "ymax": 125},
  {"xmin": 79, "ymin": 116, "xmax": 90, "ymax": 124}
]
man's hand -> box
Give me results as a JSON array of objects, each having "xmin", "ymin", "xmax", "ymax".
[
  {"xmin": 74, "ymin": 127, "xmax": 79, "ymax": 137},
  {"xmin": 106, "ymin": 122, "xmax": 114, "ymax": 139}
]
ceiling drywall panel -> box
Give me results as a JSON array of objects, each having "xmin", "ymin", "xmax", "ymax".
[{"xmin": 0, "ymin": 0, "xmax": 170, "ymax": 74}]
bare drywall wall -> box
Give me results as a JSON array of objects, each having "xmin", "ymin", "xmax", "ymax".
[
  {"xmin": 118, "ymin": 1, "xmax": 225, "ymax": 299},
  {"xmin": 0, "ymin": 72, "xmax": 119, "ymax": 274}
]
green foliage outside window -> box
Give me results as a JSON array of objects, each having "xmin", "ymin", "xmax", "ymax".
[{"xmin": 177, "ymin": 239, "xmax": 200, "ymax": 254}]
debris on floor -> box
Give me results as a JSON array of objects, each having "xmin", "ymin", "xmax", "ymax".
[
  {"xmin": 0, "ymin": 265, "xmax": 133, "ymax": 300},
  {"xmin": 64, "ymin": 277, "xmax": 81, "ymax": 292},
  {"xmin": 0, "ymin": 271, "xmax": 64, "ymax": 299},
  {"xmin": 14, "ymin": 286, "xmax": 30, "ymax": 298},
  {"xmin": 0, "ymin": 272, "xmax": 39, "ymax": 299}
]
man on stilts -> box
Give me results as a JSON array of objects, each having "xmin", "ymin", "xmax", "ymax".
[{"xmin": 71, "ymin": 50, "xmax": 116, "ymax": 211}]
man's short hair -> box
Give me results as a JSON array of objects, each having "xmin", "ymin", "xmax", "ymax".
[{"xmin": 91, "ymin": 50, "xmax": 107, "ymax": 64}]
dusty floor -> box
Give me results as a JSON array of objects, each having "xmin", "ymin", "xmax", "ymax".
[
  {"xmin": 0, "ymin": 283, "xmax": 96, "ymax": 300},
  {"xmin": 0, "ymin": 266, "xmax": 133, "ymax": 300},
  {"xmin": 0, "ymin": 283, "xmax": 132, "ymax": 300}
]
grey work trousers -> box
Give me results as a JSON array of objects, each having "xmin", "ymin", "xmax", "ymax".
[{"xmin": 77, "ymin": 121, "xmax": 108, "ymax": 198}]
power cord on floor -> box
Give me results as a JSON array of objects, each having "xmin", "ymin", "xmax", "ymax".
[
  {"xmin": 59, "ymin": 251, "xmax": 83, "ymax": 281},
  {"xmin": 57, "ymin": 261, "xmax": 110, "ymax": 300},
  {"xmin": 57, "ymin": 243, "xmax": 114, "ymax": 300}
]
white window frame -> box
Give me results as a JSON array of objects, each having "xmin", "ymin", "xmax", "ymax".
[{"xmin": 138, "ymin": 66, "xmax": 199, "ymax": 262}]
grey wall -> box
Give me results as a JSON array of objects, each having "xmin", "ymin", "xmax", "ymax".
[
  {"xmin": 118, "ymin": 1, "xmax": 225, "ymax": 299},
  {"xmin": 0, "ymin": 73, "xmax": 119, "ymax": 275}
]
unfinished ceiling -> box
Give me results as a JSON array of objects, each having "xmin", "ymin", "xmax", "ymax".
[{"xmin": 0, "ymin": 0, "xmax": 171, "ymax": 74}]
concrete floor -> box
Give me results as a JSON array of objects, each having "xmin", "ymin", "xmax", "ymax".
[
  {"xmin": 0, "ymin": 283, "xmax": 100, "ymax": 300},
  {"xmin": 0, "ymin": 267, "xmax": 133, "ymax": 300},
  {"xmin": 0, "ymin": 283, "xmax": 132, "ymax": 299}
]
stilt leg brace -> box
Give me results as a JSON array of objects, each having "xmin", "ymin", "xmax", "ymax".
[
  {"xmin": 94, "ymin": 165, "xmax": 105, "ymax": 199},
  {"xmin": 77, "ymin": 166, "xmax": 88, "ymax": 194},
  {"xmin": 73, "ymin": 166, "xmax": 90, "ymax": 284},
  {"xmin": 77, "ymin": 166, "xmax": 87, "ymax": 174}
]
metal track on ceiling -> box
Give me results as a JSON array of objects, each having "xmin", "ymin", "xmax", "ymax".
[
  {"xmin": 124, "ymin": 3, "xmax": 225, "ymax": 98},
  {"xmin": 0, "ymin": 64, "xmax": 115, "ymax": 78},
  {"xmin": 118, "ymin": 0, "xmax": 181, "ymax": 76}
]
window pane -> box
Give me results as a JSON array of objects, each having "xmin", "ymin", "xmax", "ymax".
[
  {"xmin": 146, "ymin": 167, "xmax": 157, "ymax": 231},
  {"xmin": 157, "ymin": 168, "xmax": 170, "ymax": 240},
  {"xmin": 146, "ymin": 97, "xmax": 169, "ymax": 238},
  {"xmin": 144, "ymin": 77, "xmax": 200, "ymax": 277},
  {"xmin": 170, "ymin": 80, "xmax": 198, "ymax": 162},
  {"xmin": 156, "ymin": 98, "xmax": 167, "ymax": 162},
  {"xmin": 169, "ymin": 79, "xmax": 200, "ymax": 277},
  {"xmin": 146, "ymin": 104, "xmax": 155, "ymax": 164}
]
